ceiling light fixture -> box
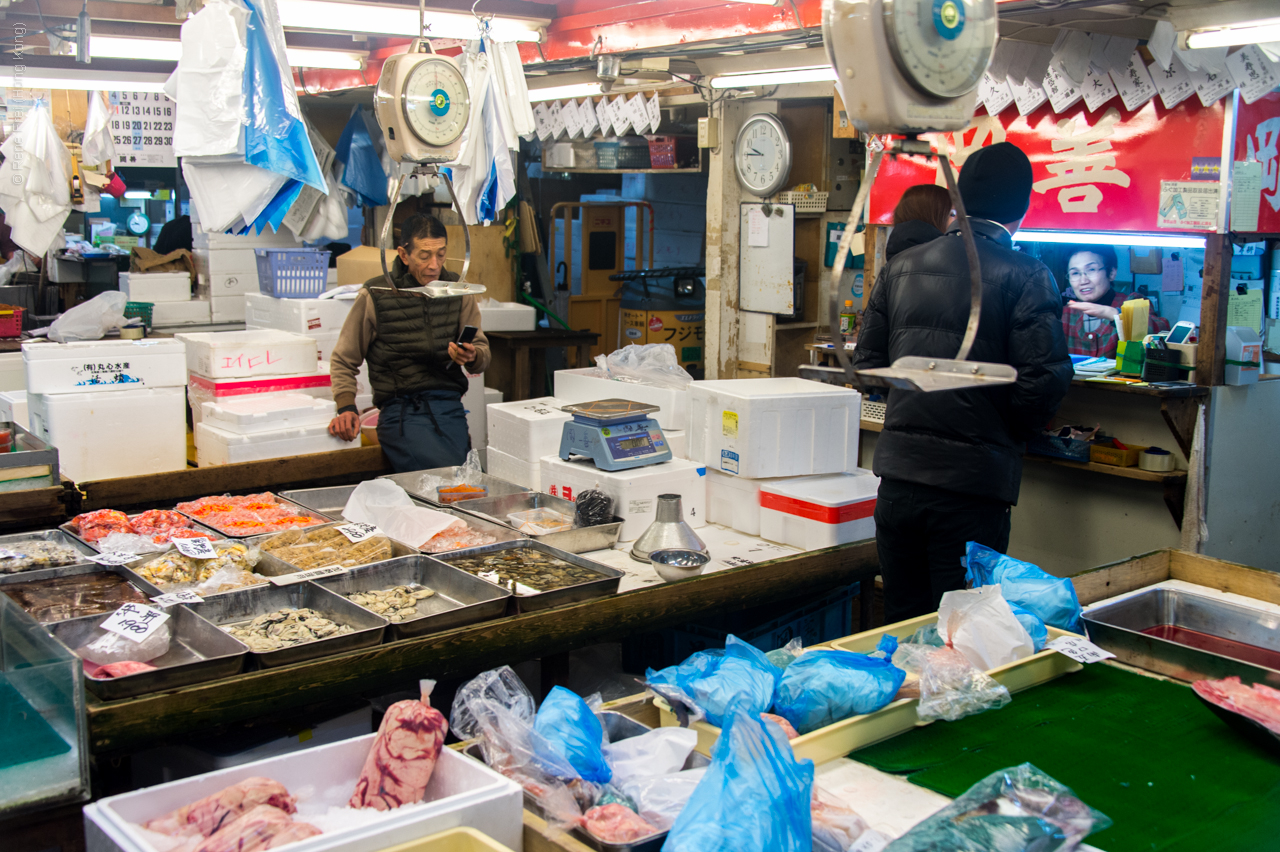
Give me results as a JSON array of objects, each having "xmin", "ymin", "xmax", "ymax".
[
  {"xmin": 1012, "ymin": 230, "xmax": 1207, "ymax": 249},
  {"xmin": 1184, "ymin": 19, "xmax": 1280, "ymax": 49},
  {"xmin": 88, "ymin": 36, "xmax": 366, "ymax": 69},
  {"xmin": 708, "ymin": 66, "xmax": 837, "ymax": 88},
  {"xmin": 0, "ymin": 68, "xmax": 170, "ymax": 92},
  {"xmin": 275, "ymin": 0, "xmax": 545, "ymax": 41},
  {"xmin": 529, "ymin": 82, "xmax": 603, "ymax": 102}
]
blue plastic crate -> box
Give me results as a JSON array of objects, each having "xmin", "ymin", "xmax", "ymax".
[{"xmin": 255, "ymin": 248, "xmax": 330, "ymax": 298}]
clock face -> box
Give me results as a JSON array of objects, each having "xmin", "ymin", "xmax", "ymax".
[
  {"xmin": 735, "ymin": 114, "xmax": 791, "ymax": 197},
  {"xmin": 402, "ymin": 58, "xmax": 470, "ymax": 148},
  {"xmin": 127, "ymin": 211, "xmax": 150, "ymax": 236},
  {"xmin": 883, "ymin": 0, "xmax": 996, "ymax": 99}
]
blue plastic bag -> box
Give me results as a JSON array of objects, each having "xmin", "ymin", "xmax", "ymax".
[
  {"xmin": 662, "ymin": 700, "xmax": 813, "ymax": 852},
  {"xmin": 1008, "ymin": 602, "xmax": 1048, "ymax": 652},
  {"xmin": 647, "ymin": 635, "xmax": 780, "ymax": 729},
  {"xmin": 773, "ymin": 650, "xmax": 907, "ymax": 735},
  {"xmin": 964, "ymin": 542, "xmax": 1083, "ymax": 633},
  {"xmin": 532, "ymin": 686, "xmax": 612, "ymax": 784},
  {"xmin": 335, "ymin": 108, "xmax": 390, "ymax": 207}
]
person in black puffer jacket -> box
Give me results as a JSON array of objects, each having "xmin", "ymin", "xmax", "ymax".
[{"xmin": 851, "ymin": 143, "xmax": 1073, "ymax": 622}]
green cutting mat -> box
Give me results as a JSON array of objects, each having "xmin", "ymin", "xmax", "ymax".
[
  {"xmin": 0, "ymin": 676, "xmax": 71, "ymax": 770},
  {"xmin": 855, "ymin": 664, "xmax": 1280, "ymax": 852}
]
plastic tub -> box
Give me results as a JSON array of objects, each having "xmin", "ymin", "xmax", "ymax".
[
  {"xmin": 506, "ymin": 507, "xmax": 573, "ymax": 536},
  {"xmin": 360, "ymin": 409, "xmax": 380, "ymax": 446}
]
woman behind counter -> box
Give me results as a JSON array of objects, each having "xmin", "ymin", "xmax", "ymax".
[{"xmin": 1062, "ymin": 245, "xmax": 1170, "ymax": 357}]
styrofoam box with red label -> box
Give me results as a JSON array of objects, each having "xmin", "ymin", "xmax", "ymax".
[
  {"xmin": 23, "ymin": 339, "xmax": 187, "ymax": 395},
  {"xmin": 478, "ymin": 301, "xmax": 536, "ymax": 332},
  {"xmin": 179, "ymin": 330, "xmax": 319, "ymax": 379},
  {"xmin": 705, "ymin": 468, "xmax": 790, "ymax": 536},
  {"xmin": 487, "ymin": 446, "xmax": 541, "ymax": 491},
  {"xmin": 541, "ymin": 454, "xmax": 707, "ymax": 541},
  {"xmin": 187, "ymin": 368, "xmax": 334, "ymax": 425},
  {"xmin": 487, "ymin": 397, "xmax": 570, "ymax": 461},
  {"xmin": 196, "ymin": 420, "xmax": 358, "ymax": 466},
  {"xmin": 118, "ymin": 272, "xmax": 192, "ymax": 304},
  {"xmin": 689, "ymin": 378, "xmax": 861, "ymax": 479},
  {"xmin": 201, "ymin": 392, "xmax": 336, "ymax": 435},
  {"xmin": 82, "ymin": 734, "xmax": 523, "ymax": 852},
  {"xmin": 245, "ymin": 292, "xmax": 355, "ymax": 337},
  {"xmin": 553, "ymin": 368, "xmax": 689, "ymax": 431},
  {"xmin": 759, "ymin": 469, "xmax": 879, "ymax": 550}
]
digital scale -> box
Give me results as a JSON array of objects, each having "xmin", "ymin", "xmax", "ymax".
[{"xmin": 558, "ymin": 399, "xmax": 673, "ymax": 472}]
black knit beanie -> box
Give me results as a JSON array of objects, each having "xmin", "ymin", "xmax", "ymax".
[{"xmin": 958, "ymin": 142, "xmax": 1034, "ymax": 224}]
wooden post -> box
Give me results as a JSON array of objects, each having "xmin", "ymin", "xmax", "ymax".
[
  {"xmin": 705, "ymin": 100, "xmax": 749, "ymax": 380},
  {"xmin": 1196, "ymin": 234, "xmax": 1233, "ymax": 386}
]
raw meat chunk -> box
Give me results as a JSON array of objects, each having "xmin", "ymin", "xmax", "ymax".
[
  {"xmin": 349, "ymin": 679, "xmax": 448, "ymax": 810},
  {"xmin": 145, "ymin": 778, "xmax": 297, "ymax": 838},
  {"xmin": 582, "ymin": 803, "xmax": 659, "ymax": 842},
  {"xmin": 85, "ymin": 660, "xmax": 158, "ymax": 679},
  {"xmin": 192, "ymin": 805, "xmax": 318, "ymax": 852},
  {"xmin": 1193, "ymin": 676, "xmax": 1280, "ymax": 734},
  {"xmin": 761, "ymin": 712, "xmax": 800, "ymax": 739}
]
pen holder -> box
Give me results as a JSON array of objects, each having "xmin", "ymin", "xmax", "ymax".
[
  {"xmin": 1141, "ymin": 348, "xmax": 1189, "ymax": 382},
  {"xmin": 1116, "ymin": 341, "xmax": 1145, "ymax": 376}
]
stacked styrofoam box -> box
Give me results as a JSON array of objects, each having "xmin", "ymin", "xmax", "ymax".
[
  {"xmin": 759, "ymin": 469, "xmax": 880, "ymax": 549},
  {"xmin": 540, "ymin": 454, "xmax": 707, "ymax": 541},
  {"xmin": 193, "ymin": 228, "xmax": 299, "ymax": 321},
  {"xmin": 83, "ymin": 735, "xmax": 523, "ymax": 852},
  {"xmin": 0, "ymin": 352, "xmax": 26, "ymax": 392},
  {"xmin": 0, "ymin": 390, "xmax": 27, "ymax": 429},
  {"xmin": 118, "ymin": 272, "xmax": 191, "ymax": 303},
  {"xmin": 705, "ymin": 468, "xmax": 790, "ymax": 536},
  {"xmin": 187, "ymin": 368, "xmax": 334, "ymax": 426},
  {"xmin": 177, "ymin": 329, "xmax": 326, "ymax": 426},
  {"xmin": 22, "ymin": 340, "xmax": 187, "ymax": 482},
  {"xmin": 461, "ymin": 373, "xmax": 488, "ymax": 451},
  {"xmin": 666, "ymin": 429, "xmax": 687, "ymax": 459},
  {"xmin": 487, "ymin": 447, "xmax": 541, "ymax": 491},
  {"xmin": 688, "ymin": 378, "xmax": 861, "ymax": 478},
  {"xmin": 242, "ymin": 293, "xmax": 369, "ymax": 398},
  {"xmin": 151, "ymin": 299, "xmax": 212, "ymax": 327},
  {"xmin": 478, "ymin": 301, "xmax": 536, "ymax": 332},
  {"xmin": 195, "ymin": 392, "xmax": 355, "ymax": 467},
  {"xmin": 200, "ymin": 393, "xmax": 335, "ymax": 434},
  {"xmin": 485, "ymin": 397, "xmax": 570, "ymax": 491},
  {"xmin": 553, "ymin": 368, "xmax": 689, "ymax": 431}
]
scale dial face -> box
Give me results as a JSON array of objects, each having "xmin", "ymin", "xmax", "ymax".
[
  {"xmin": 734, "ymin": 113, "xmax": 792, "ymax": 198},
  {"xmin": 883, "ymin": 0, "xmax": 996, "ymax": 99},
  {"xmin": 402, "ymin": 57, "xmax": 470, "ymax": 148}
]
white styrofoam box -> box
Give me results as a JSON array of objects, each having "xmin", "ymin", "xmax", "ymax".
[
  {"xmin": 151, "ymin": 299, "xmax": 212, "ymax": 327},
  {"xmin": 28, "ymin": 386, "xmax": 186, "ymax": 482},
  {"xmin": 195, "ymin": 249, "xmax": 261, "ymax": 294},
  {"xmin": 244, "ymin": 292, "xmax": 354, "ymax": 336},
  {"xmin": 209, "ymin": 292, "xmax": 248, "ymax": 322},
  {"xmin": 462, "ymin": 373, "xmax": 487, "ymax": 450},
  {"xmin": 553, "ymin": 368, "xmax": 690, "ymax": 431},
  {"xmin": 540, "ymin": 454, "xmax": 707, "ymax": 541},
  {"xmin": 23, "ymin": 339, "xmax": 187, "ymax": 395},
  {"xmin": 201, "ymin": 392, "xmax": 336, "ymax": 435},
  {"xmin": 187, "ymin": 368, "xmax": 333, "ymax": 425},
  {"xmin": 689, "ymin": 378, "xmax": 861, "ymax": 479},
  {"xmin": 759, "ymin": 470, "xmax": 880, "ymax": 550},
  {"xmin": 704, "ymin": 469, "xmax": 790, "ymax": 536},
  {"xmin": 0, "ymin": 352, "xmax": 25, "ymax": 392},
  {"xmin": 178, "ymin": 330, "xmax": 319, "ymax": 379},
  {"xmin": 478, "ymin": 301, "xmax": 536, "ymax": 332},
  {"xmin": 666, "ymin": 428, "xmax": 687, "ymax": 459},
  {"xmin": 484, "ymin": 388, "xmax": 503, "ymax": 407},
  {"xmin": 487, "ymin": 396, "xmax": 570, "ymax": 461},
  {"xmin": 196, "ymin": 420, "xmax": 358, "ymax": 466},
  {"xmin": 118, "ymin": 272, "xmax": 192, "ymax": 304},
  {"xmin": 487, "ymin": 446, "xmax": 541, "ymax": 491},
  {"xmin": 0, "ymin": 390, "xmax": 28, "ymax": 429},
  {"xmin": 84, "ymin": 735, "xmax": 522, "ymax": 852},
  {"xmin": 193, "ymin": 227, "xmax": 300, "ymax": 250}
]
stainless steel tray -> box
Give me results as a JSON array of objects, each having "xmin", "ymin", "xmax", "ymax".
[
  {"xmin": 455, "ymin": 491, "xmax": 624, "ymax": 554},
  {"xmin": 48, "ymin": 605, "xmax": 249, "ymax": 701},
  {"xmin": 246, "ymin": 522, "xmax": 419, "ymax": 572},
  {"xmin": 60, "ymin": 512, "xmax": 224, "ymax": 552},
  {"xmin": 1083, "ymin": 587, "xmax": 1280, "ymax": 687},
  {"xmin": 174, "ymin": 494, "xmax": 332, "ymax": 539},
  {"xmin": 0, "ymin": 529, "xmax": 99, "ymax": 583},
  {"xmin": 312, "ymin": 555, "xmax": 511, "ymax": 641},
  {"xmin": 415, "ymin": 504, "xmax": 527, "ymax": 554},
  {"xmin": 434, "ymin": 540, "xmax": 622, "ymax": 614},
  {"xmin": 124, "ymin": 542, "xmax": 300, "ymax": 601},
  {"xmin": 1, "ymin": 566, "xmax": 153, "ymax": 623},
  {"xmin": 381, "ymin": 468, "xmax": 532, "ymax": 507},
  {"xmin": 186, "ymin": 582, "xmax": 387, "ymax": 668},
  {"xmin": 278, "ymin": 486, "xmax": 362, "ymax": 521}
]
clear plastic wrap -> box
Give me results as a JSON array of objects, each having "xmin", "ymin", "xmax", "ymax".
[
  {"xmin": 916, "ymin": 646, "xmax": 1011, "ymax": 723},
  {"xmin": 96, "ymin": 532, "xmax": 171, "ymax": 555},
  {"xmin": 621, "ymin": 768, "xmax": 706, "ymax": 831},
  {"xmin": 812, "ymin": 788, "xmax": 879, "ymax": 852},
  {"xmin": 591, "ymin": 343, "xmax": 694, "ymax": 390},
  {"xmin": 77, "ymin": 617, "xmax": 172, "ymax": 665},
  {"xmin": 136, "ymin": 541, "xmax": 262, "ymax": 589},
  {"xmin": 765, "ymin": 637, "xmax": 804, "ymax": 669},
  {"xmin": 349, "ymin": 680, "xmax": 448, "ymax": 810}
]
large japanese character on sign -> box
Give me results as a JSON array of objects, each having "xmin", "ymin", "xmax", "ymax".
[
  {"xmin": 1032, "ymin": 108, "xmax": 1131, "ymax": 213},
  {"xmin": 1246, "ymin": 117, "xmax": 1280, "ymax": 213}
]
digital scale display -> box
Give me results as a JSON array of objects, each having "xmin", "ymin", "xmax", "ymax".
[{"xmin": 606, "ymin": 432, "xmax": 663, "ymax": 460}]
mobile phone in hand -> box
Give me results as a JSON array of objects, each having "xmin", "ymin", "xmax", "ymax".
[{"xmin": 457, "ymin": 325, "xmax": 478, "ymax": 345}]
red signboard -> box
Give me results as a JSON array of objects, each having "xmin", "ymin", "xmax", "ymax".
[
  {"xmin": 869, "ymin": 98, "xmax": 1227, "ymax": 233},
  {"xmin": 1233, "ymin": 91, "xmax": 1280, "ymax": 234}
]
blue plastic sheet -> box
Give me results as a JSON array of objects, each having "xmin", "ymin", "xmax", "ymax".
[
  {"xmin": 964, "ymin": 542, "xmax": 1084, "ymax": 634},
  {"xmin": 773, "ymin": 650, "xmax": 907, "ymax": 735},
  {"xmin": 532, "ymin": 686, "xmax": 611, "ymax": 784},
  {"xmin": 335, "ymin": 108, "xmax": 389, "ymax": 207},
  {"xmin": 647, "ymin": 635, "xmax": 780, "ymax": 729},
  {"xmin": 1008, "ymin": 602, "xmax": 1049, "ymax": 652},
  {"xmin": 662, "ymin": 701, "xmax": 813, "ymax": 852}
]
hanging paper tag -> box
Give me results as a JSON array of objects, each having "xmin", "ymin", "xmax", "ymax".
[
  {"xmin": 1226, "ymin": 45, "xmax": 1280, "ymax": 105},
  {"xmin": 561, "ymin": 99, "xmax": 584, "ymax": 138},
  {"xmin": 1081, "ymin": 66, "xmax": 1119, "ymax": 112},
  {"xmin": 595, "ymin": 98, "xmax": 613, "ymax": 136},
  {"xmin": 173, "ymin": 537, "xmax": 218, "ymax": 560},
  {"xmin": 532, "ymin": 103, "xmax": 553, "ymax": 141},
  {"xmin": 1189, "ymin": 63, "xmax": 1235, "ymax": 108},
  {"xmin": 981, "ymin": 73, "xmax": 1014, "ymax": 115},
  {"xmin": 580, "ymin": 98, "xmax": 599, "ymax": 137},
  {"xmin": 1149, "ymin": 55, "xmax": 1194, "ymax": 110},
  {"xmin": 625, "ymin": 93, "xmax": 649, "ymax": 133},
  {"xmin": 151, "ymin": 590, "xmax": 204, "ymax": 606},
  {"xmin": 100, "ymin": 603, "xmax": 170, "ymax": 642},
  {"xmin": 549, "ymin": 101, "xmax": 566, "ymax": 139},
  {"xmin": 1009, "ymin": 78, "xmax": 1048, "ymax": 116},
  {"xmin": 336, "ymin": 522, "xmax": 381, "ymax": 544},
  {"xmin": 89, "ymin": 550, "xmax": 137, "ymax": 567},
  {"xmin": 1109, "ymin": 51, "xmax": 1157, "ymax": 112},
  {"xmin": 609, "ymin": 96, "xmax": 631, "ymax": 135},
  {"xmin": 646, "ymin": 94, "xmax": 662, "ymax": 134},
  {"xmin": 1047, "ymin": 635, "xmax": 1116, "ymax": 664},
  {"xmin": 1042, "ymin": 64, "xmax": 1083, "ymax": 113},
  {"xmin": 269, "ymin": 565, "xmax": 347, "ymax": 585}
]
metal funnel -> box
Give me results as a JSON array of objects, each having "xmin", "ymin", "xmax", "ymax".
[{"xmin": 630, "ymin": 494, "xmax": 707, "ymax": 563}]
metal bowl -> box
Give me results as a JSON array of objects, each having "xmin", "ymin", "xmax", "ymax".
[{"xmin": 649, "ymin": 549, "xmax": 710, "ymax": 583}]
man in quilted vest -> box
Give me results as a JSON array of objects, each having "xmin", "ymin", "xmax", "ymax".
[{"xmin": 328, "ymin": 214, "xmax": 489, "ymax": 472}]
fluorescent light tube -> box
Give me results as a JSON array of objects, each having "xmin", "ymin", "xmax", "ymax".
[
  {"xmin": 1012, "ymin": 230, "xmax": 1207, "ymax": 249},
  {"xmin": 276, "ymin": 0, "xmax": 544, "ymax": 41},
  {"xmin": 0, "ymin": 68, "xmax": 170, "ymax": 92},
  {"xmin": 89, "ymin": 37, "xmax": 365, "ymax": 69},
  {"xmin": 709, "ymin": 66, "xmax": 837, "ymax": 88},
  {"xmin": 529, "ymin": 82, "xmax": 603, "ymax": 102},
  {"xmin": 722, "ymin": 0, "xmax": 780, "ymax": 5},
  {"xmin": 1185, "ymin": 20, "xmax": 1280, "ymax": 49},
  {"xmin": 123, "ymin": 190, "xmax": 153, "ymax": 199},
  {"xmin": 285, "ymin": 48, "xmax": 366, "ymax": 70}
]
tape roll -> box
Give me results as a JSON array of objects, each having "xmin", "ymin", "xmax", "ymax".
[
  {"xmin": 1139, "ymin": 447, "xmax": 1175, "ymax": 472},
  {"xmin": 119, "ymin": 326, "xmax": 145, "ymax": 340}
]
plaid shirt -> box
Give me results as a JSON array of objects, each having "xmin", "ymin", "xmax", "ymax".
[{"xmin": 1062, "ymin": 290, "xmax": 1171, "ymax": 358}]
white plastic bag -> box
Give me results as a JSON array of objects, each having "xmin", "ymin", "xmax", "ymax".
[
  {"xmin": 95, "ymin": 532, "xmax": 170, "ymax": 555},
  {"xmin": 48, "ymin": 291, "xmax": 128, "ymax": 343},
  {"xmin": 0, "ymin": 103, "xmax": 73, "ymax": 256},
  {"xmin": 938, "ymin": 586, "xmax": 1035, "ymax": 671},
  {"xmin": 342, "ymin": 479, "xmax": 458, "ymax": 548},
  {"xmin": 621, "ymin": 767, "xmax": 707, "ymax": 831},
  {"xmin": 592, "ymin": 343, "xmax": 693, "ymax": 390},
  {"xmin": 603, "ymin": 727, "xmax": 698, "ymax": 787},
  {"xmin": 78, "ymin": 618, "xmax": 171, "ymax": 665}
]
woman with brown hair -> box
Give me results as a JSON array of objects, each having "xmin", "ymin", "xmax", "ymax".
[{"xmin": 884, "ymin": 184, "xmax": 952, "ymax": 265}]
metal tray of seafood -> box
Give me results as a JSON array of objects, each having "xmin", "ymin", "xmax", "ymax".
[
  {"xmin": 123, "ymin": 542, "xmax": 300, "ymax": 601},
  {"xmin": 0, "ymin": 529, "xmax": 100, "ymax": 583},
  {"xmin": 174, "ymin": 494, "xmax": 333, "ymax": 539},
  {"xmin": 48, "ymin": 605, "xmax": 249, "ymax": 700},
  {"xmin": 1083, "ymin": 587, "xmax": 1280, "ymax": 687},
  {"xmin": 454, "ymin": 491, "xmax": 624, "ymax": 554},
  {"xmin": 434, "ymin": 540, "xmax": 622, "ymax": 614},
  {"xmin": 1, "ymin": 566, "xmax": 154, "ymax": 623},
  {"xmin": 381, "ymin": 468, "xmax": 532, "ymax": 507},
  {"xmin": 186, "ymin": 582, "xmax": 387, "ymax": 668},
  {"xmin": 59, "ymin": 512, "xmax": 224, "ymax": 552},
  {"xmin": 246, "ymin": 522, "xmax": 419, "ymax": 573},
  {"xmin": 312, "ymin": 555, "xmax": 512, "ymax": 641},
  {"xmin": 462, "ymin": 711, "xmax": 707, "ymax": 852},
  {"xmin": 278, "ymin": 486, "xmax": 363, "ymax": 521},
  {"xmin": 415, "ymin": 503, "xmax": 527, "ymax": 554}
]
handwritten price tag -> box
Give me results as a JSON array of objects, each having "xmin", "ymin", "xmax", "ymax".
[
  {"xmin": 848, "ymin": 830, "xmax": 889, "ymax": 852},
  {"xmin": 173, "ymin": 537, "xmax": 218, "ymax": 559},
  {"xmin": 151, "ymin": 590, "xmax": 204, "ymax": 606},
  {"xmin": 100, "ymin": 603, "xmax": 170, "ymax": 642},
  {"xmin": 1047, "ymin": 635, "xmax": 1115, "ymax": 664},
  {"xmin": 89, "ymin": 550, "xmax": 137, "ymax": 566},
  {"xmin": 269, "ymin": 565, "xmax": 347, "ymax": 586},
  {"xmin": 336, "ymin": 522, "xmax": 380, "ymax": 544}
]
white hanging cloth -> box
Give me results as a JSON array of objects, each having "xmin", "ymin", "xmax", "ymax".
[
  {"xmin": 1180, "ymin": 403, "xmax": 1208, "ymax": 553},
  {"xmin": 0, "ymin": 103, "xmax": 73, "ymax": 257},
  {"xmin": 81, "ymin": 91, "xmax": 118, "ymax": 167},
  {"xmin": 171, "ymin": 0, "xmax": 249, "ymax": 158},
  {"xmin": 448, "ymin": 38, "xmax": 522, "ymax": 224}
]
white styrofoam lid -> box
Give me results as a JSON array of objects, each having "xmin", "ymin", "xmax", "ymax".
[
  {"xmin": 206, "ymin": 392, "xmax": 334, "ymax": 419},
  {"xmin": 21, "ymin": 339, "xmax": 187, "ymax": 359},
  {"xmin": 175, "ymin": 329, "xmax": 316, "ymax": 346},
  {"xmin": 198, "ymin": 419, "xmax": 334, "ymax": 443},
  {"xmin": 489, "ymin": 397, "xmax": 569, "ymax": 421},
  {"xmin": 691, "ymin": 377, "xmax": 857, "ymax": 398},
  {"xmin": 541, "ymin": 453, "xmax": 706, "ymax": 483},
  {"xmin": 761, "ymin": 470, "xmax": 880, "ymax": 505}
]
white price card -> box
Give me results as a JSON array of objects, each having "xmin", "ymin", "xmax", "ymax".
[
  {"xmin": 151, "ymin": 590, "xmax": 204, "ymax": 607},
  {"xmin": 1189, "ymin": 63, "xmax": 1235, "ymax": 108},
  {"xmin": 646, "ymin": 94, "xmax": 662, "ymax": 134},
  {"xmin": 532, "ymin": 103, "xmax": 553, "ymax": 141},
  {"xmin": 1042, "ymin": 64, "xmax": 1083, "ymax": 114},
  {"xmin": 580, "ymin": 98, "xmax": 599, "ymax": 137},
  {"xmin": 625, "ymin": 93, "xmax": 649, "ymax": 133},
  {"xmin": 1109, "ymin": 51, "xmax": 1157, "ymax": 112},
  {"xmin": 100, "ymin": 603, "xmax": 170, "ymax": 642},
  {"xmin": 561, "ymin": 98, "xmax": 584, "ymax": 138},
  {"xmin": 1047, "ymin": 635, "xmax": 1116, "ymax": 664},
  {"xmin": 89, "ymin": 551, "xmax": 137, "ymax": 566},
  {"xmin": 848, "ymin": 831, "xmax": 889, "ymax": 852},
  {"xmin": 609, "ymin": 96, "xmax": 631, "ymax": 135},
  {"xmin": 981, "ymin": 72, "xmax": 1014, "ymax": 115},
  {"xmin": 1009, "ymin": 77, "xmax": 1048, "ymax": 117},
  {"xmin": 549, "ymin": 101, "xmax": 566, "ymax": 139},
  {"xmin": 173, "ymin": 537, "xmax": 218, "ymax": 560},
  {"xmin": 337, "ymin": 522, "xmax": 381, "ymax": 544},
  {"xmin": 1081, "ymin": 66, "xmax": 1119, "ymax": 112},
  {"xmin": 479, "ymin": 570, "xmax": 502, "ymax": 585},
  {"xmin": 1149, "ymin": 55, "xmax": 1194, "ymax": 110},
  {"xmin": 1227, "ymin": 44, "xmax": 1280, "ymax": 105},
  {"xmin": 269, "ymin": 565, "xmax": 347, "ymax": 585},
  {"xmin": 595, "ymin": 98, "xmax": 613, "ymax": 136}
]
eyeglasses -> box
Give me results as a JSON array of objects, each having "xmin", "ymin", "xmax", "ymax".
[{"xmin": 1067, "ymin": 265, "xmax": 1106, "ymax": 280}]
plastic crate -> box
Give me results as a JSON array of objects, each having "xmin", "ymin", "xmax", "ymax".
[
  {"xmin": 778, "ymin": 191, "xmax": 829, "ymax": 213},
  {"xmin": 594, "ymin": 141, "xmax": 620, "ymax": 169},
  {"xmin": 124, "ymin": 301, "xmax": 153, "ymax": 329},
  {"xmin": 648, "ymin": 136, "xmax": 677, "ymax": 168},
  {"xmin": 0, "ymin": 305, "xmax": 22, "ymax": 338},
  {"xmin": 1026, "ymin": 433, "xmax": 1092, "ymax": 462},
  {"xmin": 617, "ymin": 140, "xmax": 651, "ymax": 169},
  {"xmin": 254, "ymin": 248, "xmax": 330, "ymax": 298}
]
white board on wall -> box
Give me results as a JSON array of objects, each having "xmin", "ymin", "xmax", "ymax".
[{"xmin": 739, "ymin": 202, "xmax": 795, "ymax": 315}]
